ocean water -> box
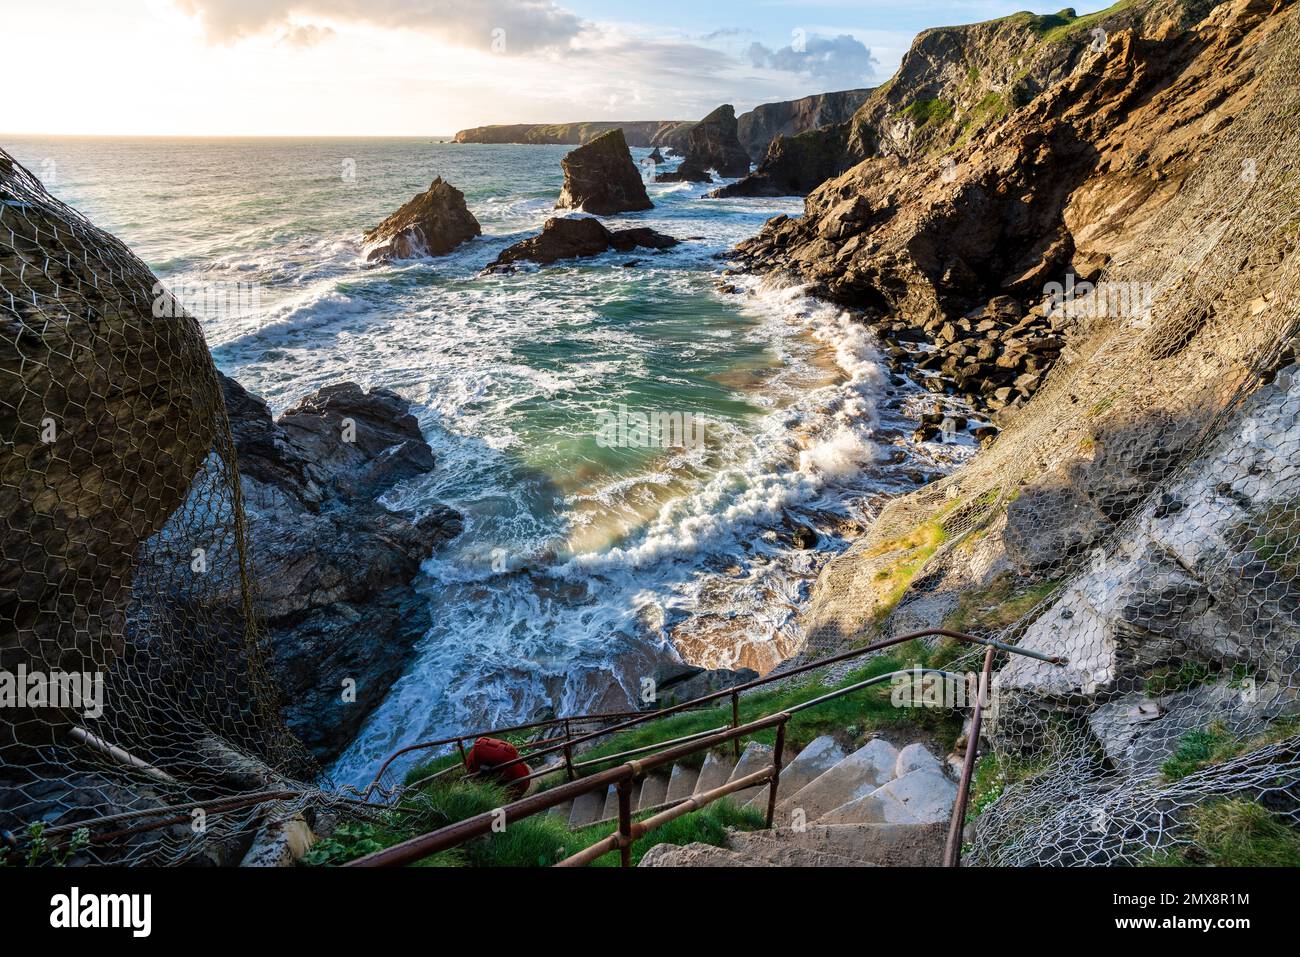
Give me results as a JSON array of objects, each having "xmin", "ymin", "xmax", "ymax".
[{"xmin": 3, "ymin": 136, "xmax": 972, "ymax": 786}]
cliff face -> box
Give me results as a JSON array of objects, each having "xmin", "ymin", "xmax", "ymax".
[
  {"xmin": 725, "ymin": 0, "xmax": 1217, "ymax": 197},
  {"xmin": 735, "ymin": 88, "xmax": 872, "ymax": 161},
  {"xmin": 453, "ymin": 120, "xmax": 690, "ymax": 148},
  {"xmin": 744, "ymin": 0, "xmax": 1300, "ymax": 863}
]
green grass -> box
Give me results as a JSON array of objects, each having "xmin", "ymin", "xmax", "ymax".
[
  {"xmin": 1161, "ymin": 722, "xmax": 1233, "ymax": 781},
  {"xmin": 1162, "ymin": 715, "xmax": 1300, "ymax": 781},
  {"xmin": 1035, "ymin": 2, "xmax": 1134, "ymax": 44},
  {"xmin": 943, "ymin": 572, "xmax": 1059, "ymax": 634},
  {"xmin": 902, "ymin": 98, "xmax": 955, "ymax": 128},
  {"xmin": 965, "ymin": 750, "xmax": 1047, "ymax": 823},
  {"xmin": 300, "ymin": 777, "xmax": 765, "ymax": 868},
  {"xmin": 859, "ymin": 520, "xmax": 949, "ymax": 631},
  {"xmin": 1141, "ymin": 660, "xmax": 1216, "ymax": 697},
  {"xmin": 1143, "ymin": 799, "xmax": 1300, "ymax": 867}
]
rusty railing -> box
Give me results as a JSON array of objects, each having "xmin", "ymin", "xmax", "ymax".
[{"xmin": 347, "ymin": 627, "xmax": 1065, "ymax": 867}]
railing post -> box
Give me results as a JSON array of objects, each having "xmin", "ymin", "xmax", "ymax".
[
  {"xmin": 765, "ymin": 721, "xmax": 785, "ymax": 829},
  {"xmin": 945, "ymin": 644, "xmax": 995, "ymax": 867},
  {"xmin": 455, "ymin": 737, "xmax": 469, "ymax": 769},
  {"xmin": 563, "ymin": 719, "xmax": 576, "ymax": 781},
  {"xmin": 731, "ymin": 691, "xmax": 741, "ymax": 760},
  {"xmin": 617, "ymin": 777, "xmax": 633, "ymax": 867}
]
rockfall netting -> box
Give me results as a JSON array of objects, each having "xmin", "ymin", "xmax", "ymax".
[
  {"xmin": 805, "ymin": 7, "xmax": 1300, "ymax": 864},
  {"xmin": 0, "ymin": 148, "xmax": 334, "ymax": 865}
]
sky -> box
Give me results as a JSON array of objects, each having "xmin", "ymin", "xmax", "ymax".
[{"xmin": 2, "ymin": 0, "xmax": 1102, "ymax": 136}]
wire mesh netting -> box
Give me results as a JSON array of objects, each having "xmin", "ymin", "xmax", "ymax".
[
  {"xmin": 0, "ymin": 147, "xmax": 341, "ymax": 865},
  {"xmin": 2, "ymin": 4, "xmax": 1299, "ymax": 870}
]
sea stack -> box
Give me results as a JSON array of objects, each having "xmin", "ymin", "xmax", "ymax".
[
  {"xmin": 680, "ymin": 104, "xmax": 751, "ymax": 178},
  {"xmin": 556, "ymin": 128, "xmax": 653, "ymax": 215},
  {"xmin": 363, "ymin": 177, "xmax": 481, "ymax": 262}
]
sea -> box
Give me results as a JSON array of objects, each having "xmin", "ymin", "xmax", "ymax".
[{"xmin": 2, "ymin": 135, "xmax": 974, "ymax": 785}]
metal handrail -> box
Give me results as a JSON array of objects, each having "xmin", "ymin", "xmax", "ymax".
[
  {"xmin": 345, "ymin": 662, "xmax": 1030, "ymax": 868},
  {"xmin": 363, "ymin": 628, "xmax": 1064, "ymax": 801}
]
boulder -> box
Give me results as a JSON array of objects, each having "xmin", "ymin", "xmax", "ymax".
[
  {"xmin": 487, "ymin": 217, "xmax": 679, "ymax": 271},
  {"xmin": 647, "ymin": 147, "xmax": 665, "ymax": 164},
  {"xmin": 556, "ymin": 128, "xmax": 653, "ymax": 216},
  {"xmin": 655, "ymin": 161, "xmax": 713, "ymax": 184},
  {"xmin": 649, "ymin": 661, "xmax": 758, "ymax": 707},
  {"xmin": 362, "ymin": 177, "xmax": 481, "ymax": 262}
]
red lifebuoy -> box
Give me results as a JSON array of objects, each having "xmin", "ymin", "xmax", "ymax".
[{"xmin": 466, "ymin": 736, "xmax": 531, "ymax": 797}]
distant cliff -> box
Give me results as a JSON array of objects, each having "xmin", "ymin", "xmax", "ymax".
[
  {"xmin": 453, "ymin": 121, "xmax": 690, "ymax": 148},
  {"xmin": 736, "ymin": 89, "xmax": 871, "ymax": 161},
  {"xmin": 451, "ymin": 89, "xmax": 873, "ymax": 160}
]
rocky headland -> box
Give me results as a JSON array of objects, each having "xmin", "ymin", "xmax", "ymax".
[
  {"xmin": 453, "ymin": 120, "xmax": 690, "ymax": 148},
  {"xmin": 740, "ymin": 0, "xmax": 1300, "ymax": 863}
]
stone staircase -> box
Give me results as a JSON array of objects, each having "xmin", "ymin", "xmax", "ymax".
[{"xmin": 549, "ymin": 734, "xmax": 960, "ymax": 866}]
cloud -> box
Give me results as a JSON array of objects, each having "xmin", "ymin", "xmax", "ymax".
[
  {"xmin": 276, "ymin": 23, "xmax": 335, "ymax": 47},
  {"xmin": 746, "ymin": 33, "xmax": 878, "ymax": 88},
  {"xmin": 174, "ymin": 0, "xmax": 585, "ymax": 53}
]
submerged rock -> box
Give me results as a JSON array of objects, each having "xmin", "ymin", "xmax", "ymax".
[
  {"xmin": 363, "ymin": 176, "xmax": 481, "ymax": 262},
  {"xmin": 556, "ymin": 128, "xmax": 653, "ymax": 215},
  {"xmin": 220, "ymin": 375, "xmax": 463, "ymax": 761},
  {"xmin": 487, "ymin": 216, "xmax": 679, "ymax": 271},
  {"xmin": 655, "ymin": 161, "xmax": 713, "ymax": 184}
]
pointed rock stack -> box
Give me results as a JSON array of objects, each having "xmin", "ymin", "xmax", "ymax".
[
  {"xmin": 363, "ymin": 177, "xmax": 481, "ymax": 262},
  {"xmin": 556, "ymin": 128, "xmax": 653, "ymax": 216}
]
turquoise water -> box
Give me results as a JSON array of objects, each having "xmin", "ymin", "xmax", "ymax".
[{"xmin": 3, "ymin": 136, "xmax": 956, "ymax": 785}]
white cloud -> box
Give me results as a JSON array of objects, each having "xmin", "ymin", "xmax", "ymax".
[
  {"xmin": 746, "ymin": 33, "xmax": 878, "ymax": 88},
  {"xmin": 174, "ymin": 0, "xmax": 585, "ymax": 52}
]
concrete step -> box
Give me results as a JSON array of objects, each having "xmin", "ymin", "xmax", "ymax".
[
  {"xmin": 776, "ymin": 737, "xmax": 899, "ymax": 825},
  {"xmin": 719, "ymin": 832, "xmax": 879, "ymax": 867},
  {"xmin": 818, "ymin": 767, "xmax": 957, "ymax": 826},
  {"xmin": 638, "ymin": 842, "xmax": 760, "ymax": 867},
  {"xmin": 664, "ymin": 763, "xmax": 699, "ymax": 803},
  {"xmin": 636, "ymin": 772, "xmax": 670, "ymax": 811},
  {"xmin": 549, "ymin": 799, "xmax": 574, "ymax": 821},
  {"xmin": 728, "ymin": 823, "xmax": 947, "ymax": 867},
  {"xmin": 744, "ymin": 734, "xmax": 845, "ymax": 811},
  {"xmin": 724, "ymin": 742, "xmax": 774, "ymax": 807},
  {"xmin": 600, "ymin": 784, "xmax": 622, "ymax": 822},
  {"xmin": 693, "ymin": 751, "xmax": 736, "ymax": 797},
  {"xmin": 568, "ymin": 787, "xmax": 608, "ymax": 828},
  {"xmin": 894, "ymin": 742, "xmax": 943, "ymax": 778}
]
